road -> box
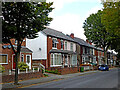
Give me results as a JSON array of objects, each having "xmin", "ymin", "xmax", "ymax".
[{"xmin": 22, "ymin": 68, "xmax": 119, "ymax": 88}]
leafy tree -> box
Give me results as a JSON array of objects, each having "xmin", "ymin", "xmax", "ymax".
[
  {"xmin": 101, "ymin": 1, "xmax": 120, "ymax": 58},
  {"xmin": 2, "ymin": 2, "xmax": 53, "ymax": 84},
  {"xmin": 83, "ymin": 10, "xmax": 112, "ymax": 64},
  {"xmin": 101, "ymin": 1, "xmax": 120, "ymax": 37}
]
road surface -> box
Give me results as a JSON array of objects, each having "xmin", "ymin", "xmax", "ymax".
[{"xmin": 22, "ymin": 68, "xmax": 119, "ymax": 88}]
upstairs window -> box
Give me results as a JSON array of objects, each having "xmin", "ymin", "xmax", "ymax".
[
  {"xmin": 85, "ymin": 47, "xmax": 87, "ymax": 54},
  {"xmin": 61, "ymin": 40, "xmax": 63, "ymax": 49},
  {"xmin": 65, "ymin": 41, "xmax": 67, "ymax": 50},
  {"xmin": 52, "ymin": 38, "xmax": 57, "ymax": 49},
  {"xmin": 70, "ymin": 43, "xmax": 73, "ymax": 51},
  {"xmin": 83, "ymin": 47, "xmax": 85, "ymax": 54}
]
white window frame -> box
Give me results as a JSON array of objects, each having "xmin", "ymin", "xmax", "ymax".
[
  {"xmin": 50, "ymin": 53, "xmax": 62, "ymax": 67},
  {"xmin": 0, "ymin": 54, "xmax": 8, "ymax": 64},
  {"xmin": 70, "ymin": 43, "xmax": 73, "ymax": 51},
  {"xmin": 21, "ymin": 54, "xmax": 24, "ymax": 62},
  {"xmin": 72, "ymin": 55, "xmax": 77, "ymax": 65},
  {"xmin": 65, "ymin": 55, "xmax": 68, "ymax": 65},
  {"xmin": 83, "ymin": 47, "xmax": 85, "ymax": 54},
  {"xmin": 52, "ymin": 38, "xmax": 57, "ymax": 49},
  {"xmin": 26, "ymin": 55, "xmax": 31, "ymax": 69},
  {"xmin": 64, "ymin": 41, "xmax": 67, "ymax": 50}
]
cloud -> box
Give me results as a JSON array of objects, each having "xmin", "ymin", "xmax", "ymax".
[
  {"xmin": 47, "ymin": 0, "xmax": 103, "ymax": 40},
  {"xmin": 47, "ymin": 0, "xmax": 79, "ymax": 11},
  {"xmin": 83, "ymin": 5, "xmax": 103, "ymax": 22},
  {"xmin": 48, "ymin": 13, "xmax": 86, "ymax": 40}
]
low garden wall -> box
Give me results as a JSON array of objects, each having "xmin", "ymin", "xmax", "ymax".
[
  {"xmin": 46, "ymin": 65, "xmax": 99, "ymax": 75},
  {"xmin": 1, "ymin": 71, "xmax": 43, "ymax": 83},
  {"xmin": 46, "ymin": 67, "xmax": 78, "ymax": 75}
]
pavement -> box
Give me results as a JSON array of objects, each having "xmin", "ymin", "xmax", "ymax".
[{"xmin": 1, "ymin": 70, "xmax": 100, "ymax": 89}]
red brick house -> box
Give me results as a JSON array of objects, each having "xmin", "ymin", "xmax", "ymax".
[
  {"xmin": 26, "ymin": 28, "xmax": 77, "ymax": 69},
  {"xmin": 0, "ymin": 39, "xmax": 32, "ymax": 70}
]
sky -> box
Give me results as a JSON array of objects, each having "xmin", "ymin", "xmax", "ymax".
[{"xmin": 46, "ymin": 0, "xmax": 103, "ymax": 40}]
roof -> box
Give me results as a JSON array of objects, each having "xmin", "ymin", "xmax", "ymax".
[
  {"xmin": 74, "ymin": 37, "xmax": 96, "ymax": 49},
  {"xmin": 21, "ymin": 47, "xmax": 33, "ymax": 53},
  {"xmin": 42, "ymin": 28, "xmax": 75, "ymax": 42},
  {"xmin": 96, "ymin": 47, "xmax": 103, "ymax": 51},
  {"xmin": 49, "ymin": 49, "xmax": 77, "ymax": 54}
]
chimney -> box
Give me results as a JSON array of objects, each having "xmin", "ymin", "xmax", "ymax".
[
  {"xmin": 86, "ymin": 39, "xmax": 92, "ymax": 45},
  {"xmin": 86, "ymin": 39, "xmax": 89, "ymax": 43},
  {"xmin": 70, "ymin": 33, "xmax": 74, "ymax": 39}
]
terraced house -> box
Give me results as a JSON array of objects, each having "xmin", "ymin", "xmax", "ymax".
[
  {"xmin": 26, "ymin": 28, "xmax": 77, "ymax": 69},
  {"xmin": 0, "ymin": 39, "xmax": 32, "ymax": 70},
  {"xmin": 69, "ymin": 35, "xmax": 97, "ymax": 66},
  {"xmin": 1, "ymin": 28, "xmax": 117, "ymax": 71}
]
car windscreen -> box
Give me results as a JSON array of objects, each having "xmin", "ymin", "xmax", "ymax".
[{"xmin": 101, "ymin": 65, "xmax": 105, "ymax": 67}]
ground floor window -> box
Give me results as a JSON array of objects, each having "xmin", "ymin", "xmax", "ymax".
[
  {"xmin": 85, "ymin": 56, "xmax": 88, "ymax": 61},
  {"xmin": 98, "ymin": 58, "xmax": 102, "ymax": 65},
  {"xmin": 21, "ymin": 54, "xmax": 24, "ymax": 62},
  {"xmin": 65, "ymin": 55, "xmax": 68, "ymax": 65},
  {"xmin": 50, "ymin": 53, "xmax": 62, "ymax": 66},
  {"xmin": 0, "ymin": 54, "xmax": 8, "ymax": 64},
  {"xmin": 82, "ymin": 57, "xmax": 85, "ymax": 64},
  {"xmin": 93, "ymin": 57, "xmax": 96, "ymax": 63},
  {"xmin": 72, "ymin": 55, "xmax": 77, "ymax": 65}
]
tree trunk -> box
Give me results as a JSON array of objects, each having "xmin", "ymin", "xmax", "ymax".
[
  {"xmin": 14, "ymin": 41, "xmax": 21, "ymax": 85},
  {"xmin": 14, "ymin": 53, "xmax": 18, "ymax": 85},
  {"xmin": 104, "ymin": 51, "xmax": 107, "ymax": 65},
  {"xmin": 103, "ymin": 47, "xmax": 107, "ymax": 65}
]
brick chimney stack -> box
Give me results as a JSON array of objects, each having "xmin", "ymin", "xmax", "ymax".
[
  {"xmin": 70, "ymin": 33, "xmax": 74, "ymax": 39},
  {"xmin": 86, "ymin": 39, "xmax": 92, "ymax": 45}
]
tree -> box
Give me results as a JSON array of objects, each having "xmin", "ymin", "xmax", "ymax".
[
  {"xmin": 83, "ymin": 10, "xmax": 112, "ymax": 64},
  {"xmin": 101, "ymin": 1, "xmax": 120, "ymax": 37},
  {"xmin": 101, "ymin": 1, "xmax": 120, "ymax": 56},
  {"xmin": 2, "ymin": 2, "xmax": 53, "ymax": 84}
]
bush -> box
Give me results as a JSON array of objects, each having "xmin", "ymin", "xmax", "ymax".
[
  {"xmin": 0, "ymin": 65, "xmax": 5, "ymax": 73},
  {"xmin": 18, "ymin": 62, "xmax": 29, "ymax": 71},
  {"xmin": 45, "ymin": 69, "xmax": 59, "ymax": 74},
  {"xmin": 44, "ymin": 73, "xmax": 48, "ymax": 77}
]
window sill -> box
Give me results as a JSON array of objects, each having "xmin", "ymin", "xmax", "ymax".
[
  {"xmin": 52, "ymin": 47, "xmax": 57, "ymax": 49},
  {"xmin": 50, "ymin": 65, "xmax": 62, "ymax": 67},
  {"xmin": 0, "ymin": 63, "xmax": 8, "ymax": 65}
]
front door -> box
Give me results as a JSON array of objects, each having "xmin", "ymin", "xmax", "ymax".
[
  {"xmin": 26, "ymin": 55, "xmax": 31, "ymax": 69},
  {"xmin": 12, "ymin": 55, "xmax": 16, "ymax": 69}
]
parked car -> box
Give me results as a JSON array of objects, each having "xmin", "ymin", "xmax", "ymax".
[{"xmin": 98, "ymin": 65, "xmax": 109, "ymax": 71}]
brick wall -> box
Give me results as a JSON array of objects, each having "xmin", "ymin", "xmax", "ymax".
[
  {"xmin": 47, "ymin": 36, "xmax": 65, "ymax": 68},
  {"xmin": 0, "ymin": 44, "xmax": 13, "ymax": 70},
  {"xmin": 46, "ymin": 67, "xmax": 78, "ymax": 75},
  {"xmin": 2, "ymin": 71, "xmax": 43, "ymax": 83},
  {"xmin": 32, "ymin": 60, "xmax": 46, "ymax": 68},
  {"xmin": 47, "ymin": 36, "xmax": 52, "ymax": 68}
]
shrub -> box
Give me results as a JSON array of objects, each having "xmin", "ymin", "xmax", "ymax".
[
  {"xmin": 45, "ymin": 74, "xmax": 48, "ymax": 76},
  {"xmin": 18, "ymin": 62, "xmax": 29, "ymax": 71},
  {"xmin": 0, "ymin": 65, "xmax": 5, "ymax": 73},
  {"xmin": 45, "ymin": 69, "xmax": 59, "ymax": 74}
]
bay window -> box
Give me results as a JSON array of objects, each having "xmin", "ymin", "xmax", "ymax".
[
  {"xmin": 50, "ymin": 53, "xmax": 62, "ymax": 66},
  {"xmin": 72, "ymin": 55, "xmax": 77, "ymax": 65}
]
